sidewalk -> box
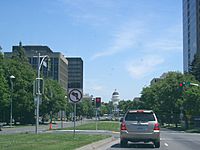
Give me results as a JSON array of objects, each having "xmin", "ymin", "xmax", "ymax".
[{"xmin": 76, "ymin": 137, "xmax": 119, "ymax": 150}]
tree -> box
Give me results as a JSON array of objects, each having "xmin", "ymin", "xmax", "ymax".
[
  {"xmin": 81, "ymin": 97, "xmax": 94, "ymax": 118},
  {"xmin": 140, "ymin": 71, "xmax": 200, "ymax": 126},
  {"xmin": 0, "ymin": 46, "xmax": 10, "ymax": 122},
  {"xmin": 0, "ymin": 46, "xmax": 3, "ymax": 61},
  {"xmin": 41, "ymin": 79, "xmax": 68, "ymax": 120},
  {"xmin": 119, "ymin": 100, "xmax": 133, "ymax": 114},
  {"xmin": 4, "ymin": 56, "xmax": 36, "ymax": 123}
]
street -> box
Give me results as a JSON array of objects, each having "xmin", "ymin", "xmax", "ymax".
[
  {"xmin": 1, "ymin": 123, "xmax": 200, "ymax": 150},
  {"xmin": 0, "ymin": 119, "xmax": 93, "ymax": 134},
  {"xmin": 106, "ymin": 129, "xmax": 200, "ymax": 150}
]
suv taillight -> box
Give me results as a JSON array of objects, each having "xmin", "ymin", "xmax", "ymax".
[
  {"xmin": 154, "ymin": 123, "xmax": 160, "ymax": 130},
  {"xmin": 121, "ymin": 121, "xmax": 127, "ymax": 131}
]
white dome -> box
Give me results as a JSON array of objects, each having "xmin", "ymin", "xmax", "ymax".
[{"xmin": 111, "ymin": 89, "xmax": 120, "ymax": 105}]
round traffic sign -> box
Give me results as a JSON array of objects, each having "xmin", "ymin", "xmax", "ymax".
[{"xmin": 69, "ymin": 89, "xmax": 83, "ymax": 103}]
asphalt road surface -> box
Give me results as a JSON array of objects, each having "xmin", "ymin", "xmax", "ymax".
[{"xmin": 106, "ymin": 128, "xmax": 200, "ymax": 150}]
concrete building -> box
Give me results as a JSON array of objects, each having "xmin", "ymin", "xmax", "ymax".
[
  {"xmin": 5, "ymin": 43, "xmax": 68, "ymax": 91},
  {"xmin": 183, "ymin": 0, "xmax": 200, "ymax": 72},
  {"xmin": 150, "ymin": 78, "xmax": 161, "ymax": 85},
  {"xmin": 150, "ymin": 73, "xmax": 167, "ymax": 86},
  {"xmin": 66, "ymin": 57, "xmax": 83, "ymax": 89}
]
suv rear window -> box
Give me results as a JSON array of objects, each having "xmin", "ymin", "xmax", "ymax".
[{"xmin": 125, "ymin": 112, "xmax": 155, "ymax": 121}]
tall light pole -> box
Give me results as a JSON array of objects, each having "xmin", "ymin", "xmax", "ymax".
[
  {"xmin": 10, "ymin": 75, "xmax": 15, "ymax": 127},
  {"xmin": 35, "ymin": 53, "xmax": 49, "ymax": 134}
]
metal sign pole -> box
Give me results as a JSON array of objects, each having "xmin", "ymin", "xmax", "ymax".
[
  {"xmin": 73, "ymin": 103, "xmax": 76, "ymax": 138},
  {"xmin": 68, "ymin": 88, "xmax": 82, "ymax": 138},
  {"xmin": 96, "ymin": 109, "xmax": 97, "ymax": 130}
]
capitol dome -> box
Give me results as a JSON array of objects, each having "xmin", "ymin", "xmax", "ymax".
[
  {"xmin": 111, "ymin": 89, "xmax": 120, "ymax": 106},
  {"xmin": 112, "ymin": 91, "xmax": 119, "ymax": 96}
]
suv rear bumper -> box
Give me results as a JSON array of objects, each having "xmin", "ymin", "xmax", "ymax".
[{"xmin": 120, "ymin": 130, "xmax": 160, "ymax": 142}]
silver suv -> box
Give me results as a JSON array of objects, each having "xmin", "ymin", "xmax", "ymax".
[{"xmin": 120, "ymin": 110, "xmax": 160, "ymax": 148}]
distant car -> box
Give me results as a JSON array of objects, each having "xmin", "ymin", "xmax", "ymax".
[
  {"xmin": 120, "ymin": 110, "xmax": 160, "ymax": 148},
  {"xmin": 101, "ymin": 114, "xmax": 112, "ymax": 121}
]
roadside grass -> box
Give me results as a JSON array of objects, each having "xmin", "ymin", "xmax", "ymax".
[
  {"xmin": 65, "ymin": 121, "xmax": 120, "ymax": 132},
  {"xmin": 0, "ymin": 133, "xmax": 110, "ymax": 150},
  {"xmin": 185, "ymin": 128, "xmax": 200, "ymax": 133},
  {"xmin": 163, "ymin": 124, "xmax": 200, "ymax": 133}
]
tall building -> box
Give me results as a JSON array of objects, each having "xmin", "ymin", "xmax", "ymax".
[
  {"xmin": 66, "ymin": 57, "xmax": 83, "ymax": 89},
  {"xmin": 183, "ymin": 0, "xmax": 200, "ymax": 72},
  {"xmin": 5, "ymin": 44, "xmax": 68, "ymax": 91}
]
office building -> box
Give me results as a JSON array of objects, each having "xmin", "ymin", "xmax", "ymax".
[
  {"xmin": 183, "ymin": 0, "xmax": 200, "ymax": 72},
  {"xmin": 5, "ymin": 43, "xmax": 68, "ymax": 91},
  {"xmin": 66, "ymin": 57, "xmax": 83, "ymax": 89}
]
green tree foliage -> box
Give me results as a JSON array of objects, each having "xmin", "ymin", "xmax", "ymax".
[
  {"xmin": 119, "ymin": 100, "xmax": 133, "ymax": 114},
  {"xmin": 0, "ymin": 52, "xmax": 10, "ymax": 122},
  {"xmin": 0, "ymin": 46, "xmax": 3, "ymax": 61},
  {"xmin": 41, "ymin": 79, "xmax": 67, "ymax": 118},
  {"xmin": 100, "ymin": 103, "xmax": 110, "ymax": 116},
  {"xmin": 2, "ymin": 58, "xmax": 36, "ymax": 124},
  {"xmin": 81, "ymin": 98, "xmax": 94, "ymax": 118},
  {"xmin": 140, "ymin": 71, "xmax": 200, "ymax": 126}
]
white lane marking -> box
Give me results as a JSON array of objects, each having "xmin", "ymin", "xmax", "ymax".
[{"xmin": 164, "ymin": 143, "xmax": 169, "ymax": 147}]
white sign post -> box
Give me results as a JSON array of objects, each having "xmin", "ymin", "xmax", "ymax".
[
  {"xmin": 68, "ymin": 89, "xmax": 83, "ymax": 103},
  {"xmin": 68, "ymin": 88, "xmax": 83, "ymax": 138}
]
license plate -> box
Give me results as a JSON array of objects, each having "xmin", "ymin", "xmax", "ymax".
[{"xmin": 137, "ymin": 126, "xmax": 147, "ymax": 131}]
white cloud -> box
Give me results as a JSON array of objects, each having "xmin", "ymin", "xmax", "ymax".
[
  {"xmin": 127, "ymin": 55, "xmax": 164, "ymax": 79},
  {"xmin": 91, "ymin": 21, "xmax": 182, "ymax": 60},
  {"xmin": 91, "ymin": 21, "xmax": 146, "ymax": 60}
]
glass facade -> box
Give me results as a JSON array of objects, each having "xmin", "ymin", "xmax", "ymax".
[
  {"xmin": 183, "ymin": 0, "xmax": 200, "ymax": 72},
  {"xmin": 66, "ymin": 57, "xmax": 83, "ymax": 89}
]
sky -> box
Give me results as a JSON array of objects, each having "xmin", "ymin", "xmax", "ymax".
[{"xmin": 0, "ymin": 0, "xmax": 183, "ymax": 102}]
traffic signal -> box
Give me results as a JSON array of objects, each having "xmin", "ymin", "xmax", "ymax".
[
  {"xmin": 96, "ymin": 97, "xmax": 101, "ymax": 108},
  {"xmin": 179, "ymin": 82, "xmax": 190, "ymax": 87},
  {"xmin": 179, "ymin": 82, "xmax": 184, "ymax": 87},
  {"xmin": 91, "ymin": 98, "xmax": 95, "ymax": 106}
]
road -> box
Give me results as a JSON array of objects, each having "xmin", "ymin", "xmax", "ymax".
[
  {"xmin": 1, "ymin": 123, "xmax": 200, "ymax": 150},
  {"xmin": 105, "ymin": 128, "xmax": 200, "ymax": 150},
  {"xmin": 0, "ymin": 119, "xmax": 93, "ymax": 134},
  {"xmin": 47, "ymin": 128, "xmax": 200, "ymax": 150}
]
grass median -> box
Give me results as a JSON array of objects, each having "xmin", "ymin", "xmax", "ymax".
[
  {"xmin": 65, "ymin": 121, "xmax": 120, "ymax": 132},
  {"xmin": 0, "ymin": 133, "xmax": 110, "ymax": 150}
]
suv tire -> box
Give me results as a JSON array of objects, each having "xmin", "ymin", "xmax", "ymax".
[
  {"xmin": 120, "ymin": 139, "xmax": 128, "ymax": 147},
  {"xmin": 154, "ymin": 141, "xmax": 160, "ymax": 148}
]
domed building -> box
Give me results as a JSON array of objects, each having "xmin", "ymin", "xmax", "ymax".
[
  {"xmin": 111, "ymin": 90, "xmax": 120, "ymax": 106},
  {"xmin": 111, "ymin": 89, "xmax": 120, "ymax": 116}
]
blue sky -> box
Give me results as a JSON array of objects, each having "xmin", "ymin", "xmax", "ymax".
[{"xmin": 0, "ymin": 0, "xmax": 183, "ymax": 101}]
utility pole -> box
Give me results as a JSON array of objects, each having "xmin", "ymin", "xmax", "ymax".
[
  {"xmin": 10, "ymin": 75, "xmax": 15, "ymax": 127},
  {"xmin": 35, "ymin": 53, "xmax": 49, "ymax": 134}
]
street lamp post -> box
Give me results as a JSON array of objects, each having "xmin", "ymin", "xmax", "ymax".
[
  {"xmin": 35, "ymin": 53, "xmax": 49, "ymax": 134},
  {"xmin": 10, "ymin": 75, "xmax": 15, "ymax": 127}
]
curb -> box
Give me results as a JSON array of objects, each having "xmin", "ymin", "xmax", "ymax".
[{"xmin": 76, "ymin": 137, "xmax": 118, "ymax": 150}]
